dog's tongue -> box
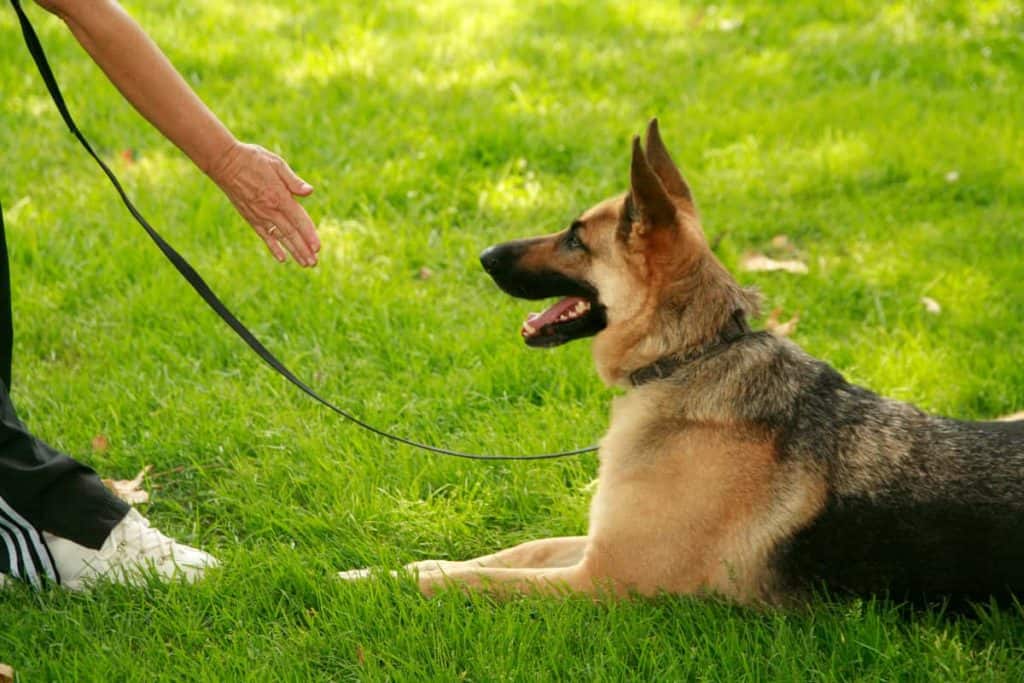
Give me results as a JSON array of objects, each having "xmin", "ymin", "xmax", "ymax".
[{"xmin": 522, "ymin": 297, "xmax": 587, "ymax": 338}]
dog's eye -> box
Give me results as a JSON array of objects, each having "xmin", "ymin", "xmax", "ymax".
[{"xmin": 565, "ymin": 221, "xmax": 586, "ymax": 251}]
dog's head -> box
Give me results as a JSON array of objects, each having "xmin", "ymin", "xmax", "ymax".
[{"xmin": 480, "ymin": 119, "xmax": 756, "ymax": 384}]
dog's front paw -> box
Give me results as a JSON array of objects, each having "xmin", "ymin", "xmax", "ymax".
[
  {"xmin": 338, "ymin": 560, "xmax": 464, "ymax": 585},
  {"xmin": 336, "ymin": 567, "xmax": 374, "ymax": 581}
]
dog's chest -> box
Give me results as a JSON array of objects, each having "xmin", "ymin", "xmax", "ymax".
[{"xmin": 588, "ymin": 389, "xmax": 829, "ymax": 601}]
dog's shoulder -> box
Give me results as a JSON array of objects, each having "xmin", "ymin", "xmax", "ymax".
[{"xmin": 660, "ymin": 332, "xmax": 880, "ymax": 431}]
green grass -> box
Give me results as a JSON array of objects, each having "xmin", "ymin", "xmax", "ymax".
[{"xmin": 2, "ymin": 0, "xmax": 1024, "ymax": 679}]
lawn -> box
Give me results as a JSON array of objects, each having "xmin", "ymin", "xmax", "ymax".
[{"xmin": 2, "ymin": 0, "xmax": 1024, "ymax": 679}]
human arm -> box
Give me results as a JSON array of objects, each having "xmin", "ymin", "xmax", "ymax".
[{"xmin": 33, "ymin": 0, "xmax": 320, "ymax": 266}]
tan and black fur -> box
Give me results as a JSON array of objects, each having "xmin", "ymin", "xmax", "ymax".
[{"xmin": 340, "ymin": 120, "xmax": 1024, "ymax": 607}]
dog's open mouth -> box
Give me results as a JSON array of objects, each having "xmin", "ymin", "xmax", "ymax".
[{"xmin": 521, "ymin": 296, "xmax": 607, "ymax": 348}]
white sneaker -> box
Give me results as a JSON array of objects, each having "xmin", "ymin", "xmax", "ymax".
[{"xmin": 43, "ymin": 508, "xmax": 219, "ymax": 590}]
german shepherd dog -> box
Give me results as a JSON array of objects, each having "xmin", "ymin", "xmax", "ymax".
[{"xmin": 341, "ymin": 120, "xmax": 1024, "ymax": 607}]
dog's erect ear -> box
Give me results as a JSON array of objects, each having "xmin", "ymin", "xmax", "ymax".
[
  {"xmin": 644, "ymin": 118, "xmax": 693, "ymax": 204},
  {"xmin": 630, "ymin": 136, "xmax": 677, "ymax": 229}
]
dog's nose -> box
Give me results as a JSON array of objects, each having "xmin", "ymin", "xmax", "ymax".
[{"xmin": 479, "ymin": 246, "xmax": 501, "ymax": 273}]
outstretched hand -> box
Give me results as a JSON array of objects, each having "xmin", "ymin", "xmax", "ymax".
[{"xmin": 208, "ymin": 142, "xmax": 320, "ymax": 266}]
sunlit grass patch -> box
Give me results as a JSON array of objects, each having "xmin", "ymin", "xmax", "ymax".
[{"xmin": 1, "ymin": 0, "xmax": 1023, "ymax": 679}]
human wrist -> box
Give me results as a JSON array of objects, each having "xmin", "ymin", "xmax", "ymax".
[{"xmin": 200, "ymin": 136, "xmax": 244, "ymax": 185}]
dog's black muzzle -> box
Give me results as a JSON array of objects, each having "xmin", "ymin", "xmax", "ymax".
[{"xmin": 479, "ymin": 240, "xmax": 597, "ymax": 301}]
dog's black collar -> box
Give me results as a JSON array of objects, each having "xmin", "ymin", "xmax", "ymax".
[{"xmin": 629, "ymin": 310, "xmax": 752, "ymax": 387}]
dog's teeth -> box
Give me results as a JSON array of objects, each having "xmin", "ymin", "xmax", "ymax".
[{"xmin": 523, "ymin": 323, "xmax": 536, "ymax": 335}]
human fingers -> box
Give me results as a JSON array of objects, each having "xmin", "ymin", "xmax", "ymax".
[
  {"xmin": 256, "ymin": 220, "xmax": 289, "ymax": 263},
  {"xmin": 278, "ymin": 193, "xmax": 320, "ymax": 256},
  {"xmin": 229, "ymin": 199, "xmax": 290, "ymax": 263},
  {"xmin": 275, "ymin": 158, "xmax": 314, "ymax": 198},
  {"xmin": 267, "ymin": 213, "xmax": 316, "ymax": 267}
]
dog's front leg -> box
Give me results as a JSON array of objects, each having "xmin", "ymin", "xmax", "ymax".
[
  {"xmin": 404, "ymin": 535, "xmax": 588, "ymax": 575},
  {"xmin": 409, "ymin": 537, "xmax": 620, "ymax": 598},
  {"xmin": 414, "ymin": 562, "xmax": 605, "ymax": 598},
  {"xmin": 337, "ymin": 536, "xmax": 589, "ymax": 583}
]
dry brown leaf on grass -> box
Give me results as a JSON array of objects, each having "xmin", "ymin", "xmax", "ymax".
[
  {"xmin": 764, "ymin": 308, "xmax": 800, "ymax": 337},
  {"xmin": 0, "ymin": 663, "xmax": 14, "ymax": 683},
  {"xmin": 91, "ymin": 433, "xmax": 110, "ymax": 453},
  {"xmin": 740, "ymin": 252, "xmax": 809, "ymax": 275},
  {"xmin": 998, "ymin": 411, "xmax": 1024, "ymax": 422},
  {"xmin": 102, "ymin": 465, "xmax": 152, "ymax": 505}
]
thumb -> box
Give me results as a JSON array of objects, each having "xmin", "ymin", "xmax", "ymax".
[{"xmin": 278, "ymin": 161, "xmax": 314, "ymax": 196}]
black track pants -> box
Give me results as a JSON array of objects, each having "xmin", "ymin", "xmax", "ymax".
[{"xmin": 0, "ymin": 199, "xmax": 129, "ymax": 587}]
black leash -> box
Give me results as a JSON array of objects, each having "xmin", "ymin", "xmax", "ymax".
[{"xmin": 9, "ymin": 0, "xmax": 597, "ymax": 461}]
